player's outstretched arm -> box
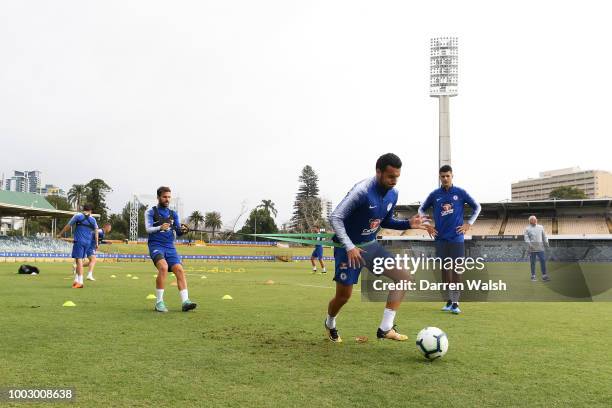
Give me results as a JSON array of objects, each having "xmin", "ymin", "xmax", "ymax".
[
  {"xmin": 409, "ymin": 214, "xmax": 437, "ymax": 237},
  {"xmin": 57, "ymin": 214, "xmax": 79, "ymax": 238},
  {"xmin": 57, "ymin": 224, "xmax": 70, "ymax": 238}
]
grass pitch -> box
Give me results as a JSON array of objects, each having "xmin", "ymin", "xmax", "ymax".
[
  {"xmin": 97, "ymin": 243, "xmax": 331, "ymax": 257},
  {"xmin": 1, "ymin": 260, "xmax": 611, "ymax": 407}
]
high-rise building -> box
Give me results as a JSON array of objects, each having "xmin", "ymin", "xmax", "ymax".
[
  {"xmin": 3, "ymin": 170, "xmax": 42, "ymax": 194},
  {"xmin": 511, "ymin": 168, "xmax": 612, "ymax": 200},
  {"xmin": 321, "ymin": 198, "xmax": 333, "ymax": 221}
]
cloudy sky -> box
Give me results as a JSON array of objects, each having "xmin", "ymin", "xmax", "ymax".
[{"xmin": 1, "ymin": 1, "xmax": 610, "ymax": 227}]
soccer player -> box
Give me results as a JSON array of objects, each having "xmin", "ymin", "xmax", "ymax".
[
  {"xmin": 57, "ymin": 203, "xmax": 98, "ymax": 288},
  {"xmin": 524, "ymin": 215, "xmax": 550, "ymax": 282},
  {"xmin": 325, "ymin": 153, "xmax": 433, "ymax": 343},
  {"xmin": 145, "ymin": 186, "xmax": 197, "ymax": 313},
  {"xmin": 310, "ymin": 227, "xmax": 327, "ymax": 273},
  {"xmin": 82, "ymin": 223, "xmax": 112, "ymax": 281},
  {"xmin": 418, "ymin": 165, "xmax": 481, "ymax": 314}
]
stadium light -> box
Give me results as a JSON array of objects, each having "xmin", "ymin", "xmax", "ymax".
[
  {"xmin": 129, "ymin": 195, "xmax": 139, "ymax": 242},
  {"xmin": 430, "ymin": 36, "xmax": 458, "ymax": 169}
]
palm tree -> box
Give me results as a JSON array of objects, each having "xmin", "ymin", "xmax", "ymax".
[
  {"xmin": 189, "ymin": 211, "xmax": 205, "ymax": 241},
  {"xmin": 204, "ymin": 211, "xmax": 222, "ymax": 240},
  {"xmin": 257, "ymin": 199, "xmax": 277, "ymax": 218},
  {"xmin": 67, "ymin": 184, "xmax": 88, "ymax": 210}
]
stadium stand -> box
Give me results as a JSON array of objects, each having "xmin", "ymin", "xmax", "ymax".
[
  {"xmin": 503, "ymin": 217, "xmax": 553, "ymax": 235},
  {"xmin": 396, "ymin": 199, "xmax": 612, "ymax": 236},
  {"xmin": 0, "ymin": 237, "xmax": 72, "ymax": 253},
  {"xmin": 468, "ymin": 218, "xmax": 503, "ymax": 236},
  {"xmin": 557, "ymin": 215, "xmax": 609, "ymax": 235},
  {"xmin": 384, "ymin": 238, "xmax": 612, "ymax": 262}
]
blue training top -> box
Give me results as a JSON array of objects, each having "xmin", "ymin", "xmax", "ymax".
[
  {"xmin": 418, "ymin": 185, "xmax": 481, "ymax": 243},
  {"xmin": 68, "ymin": 213, "xmax": 98, "ymax": 245},
  {"xmin": 330, "ymin": 177, "xmax": 410, "ymax": 251},
  {"xmin": 145, "ymin": 206, "xmax": 185, "ymax": 248}
]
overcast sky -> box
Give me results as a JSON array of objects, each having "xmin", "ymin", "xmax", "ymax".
[{"xmin": 1, "ymin": 1, "xmax": 610, "ymax": 227}]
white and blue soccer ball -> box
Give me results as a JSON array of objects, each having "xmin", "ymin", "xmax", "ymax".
[{"xmin": 416, "ymin": 327, "xmax": 448, "ymax": 360}]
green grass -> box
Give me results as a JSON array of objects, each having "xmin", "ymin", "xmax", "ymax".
[
  {"xmin": 0, "ymin": 261, "xmax": 611, "ymax": 407},
  {"xmin": 97, "ymin": 243, "xmax": 331, "ymax": 257}
]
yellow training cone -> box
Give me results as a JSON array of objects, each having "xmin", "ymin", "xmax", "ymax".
[
  {"xmin": 62, "ymin": 301, "xmax": 76, "ymax": 307},
  {"xmin": 201, "ymin": 276, "xmax": 207, "ymax": 279},
  {"xmin": 110, "ymin": 275, "xmax": 116, "ymax": 278},
  {"xmin": 222, "ymin": 295, "xmax": 233, "ymax": 300},
  {"xmin": 132, "ymin": 276, "xmax": 139, "ymax": 280},
  {"xmin": 146, "ymin": 294, "xmax": 156, "ymax": 300},
  {"xmin": 126, "ymin": 274, "xmax": 132, "ymax": 278}
]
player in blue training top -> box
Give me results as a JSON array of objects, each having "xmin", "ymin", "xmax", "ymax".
[
  {"xmin": 145, "ymin": 186, "xmax": 197, "ymax": 313},
  {"xmin": 418, "ymin": 165, "xmax": 481, "ymax": 314},
  {"xmin": 310, "ymin": 226, "xmax": 327, "ymax": 274},
  {"xmin": 78, "ymin": 223, "xmax": 112, "ymax": 281},
  {"xmin": 57, "ymin": 203, "xmax": 98, "ymax": 289},
  {"xmin": 325, "ymin": 153, "xmax": 434, "ymax": 343}
]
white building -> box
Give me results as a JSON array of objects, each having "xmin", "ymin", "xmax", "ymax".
[
  {"xmin": 3, "ymin": 170, "xmax": 42, "ymax": 194},
  {"xmin": 321, "ymin": 198, "xmax": 333, "ymax": 220}
]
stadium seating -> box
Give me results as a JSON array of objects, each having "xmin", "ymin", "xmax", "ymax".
[
  {"xmin": 557, "ymin": 216, "xmax": 609, "ymax": 235},
  {"xmin": 503, "ymin": 217, "xmax": 553, "ymax": 236},
  {"xmin": 469, "ymin": 218, "xmax": 503, "ymax": 236},
  {"xmin": 0, "ymin": 236, "xmax": 72, "ymax": 253},
  {"xmin": 387, "ymin": 239, "xmax": 612, "ymax": 262}
]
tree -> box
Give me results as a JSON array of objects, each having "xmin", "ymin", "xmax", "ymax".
[
  {"xmin": 549, "ymin": 186, "xmax": 587, "ymax": 199},
  {"xmin": 238, "ymin": 208, "xmax": 278, "ymax": 238},
  {"xmin": 189, "ymin": 211, "xmax": 204, "ymax": 231},
  {"xmin": 204, "ymin": 211, "xmax": 223, "ymax": 239},
  {"xmin": 189, "ymin": 210, "xmax": 205, "ymax": 241},
  {"xmin": 85, "ymin": 179, "xmax": 113, "ymax": 222},
  {"xmin": 257, "ymin": 199, "xmax": 278, "ymax": 218},
  {"xmin": 67, "ymin": 184, "xmax": 89, "ymax": 210},
  {"xmin": 108, "ymin": 213, "xmax": 128, "ymax": 240},
  {"xmin": 291, "ymin": 165, "xmax": 323, "ymax": 232},
  {"xmin": 46, "ymin": 195, "xmax": 72, "ymax": 211}
]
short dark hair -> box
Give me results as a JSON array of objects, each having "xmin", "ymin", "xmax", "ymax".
[
  {"xmin": 157, "ymin": 186, "xmax": 171, "ymax": 197},
  {"xmin": 439, "ymin": 165, "xmax": 453, "ymax": 173},
  {"xmin": 82, "ymin": 203, "xmax": 93, "ymax": 211},
  {"xmin": 376, "ymin": 153, "xmax": 402, "ymax": 172}
]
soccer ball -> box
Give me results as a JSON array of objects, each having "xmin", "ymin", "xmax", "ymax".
[{"xmin": 416, "ymin": 327, "xmax": 448, "ymax": 360}]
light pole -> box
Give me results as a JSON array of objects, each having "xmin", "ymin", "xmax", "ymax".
[{"xmin": 430, "ymin": 37, "xmax": 458, "ymax": 170}]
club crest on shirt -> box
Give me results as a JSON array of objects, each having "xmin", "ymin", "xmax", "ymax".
[
  {"xmin": 441, "ymin": 203, "xmax": 454, "ymax": 217},
  {"xmin": 362, "ymin": 218, "xmax": 381, "ymax": 235},
  {"xmin": 453, "ymin": 195, "xmax": 459, "ymax": 201}
]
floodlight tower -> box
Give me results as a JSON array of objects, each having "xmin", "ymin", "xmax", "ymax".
[
  {"xmin": 430, "ymin": 37, "xmax": 458, "ymax": 169},
  {"xmin": 129, "ymin": 194, "xmax": 159, "ymax": 242},
  {"xmin": 129, "ymin": 195, "xmax": 139, "ymax": 242}
]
